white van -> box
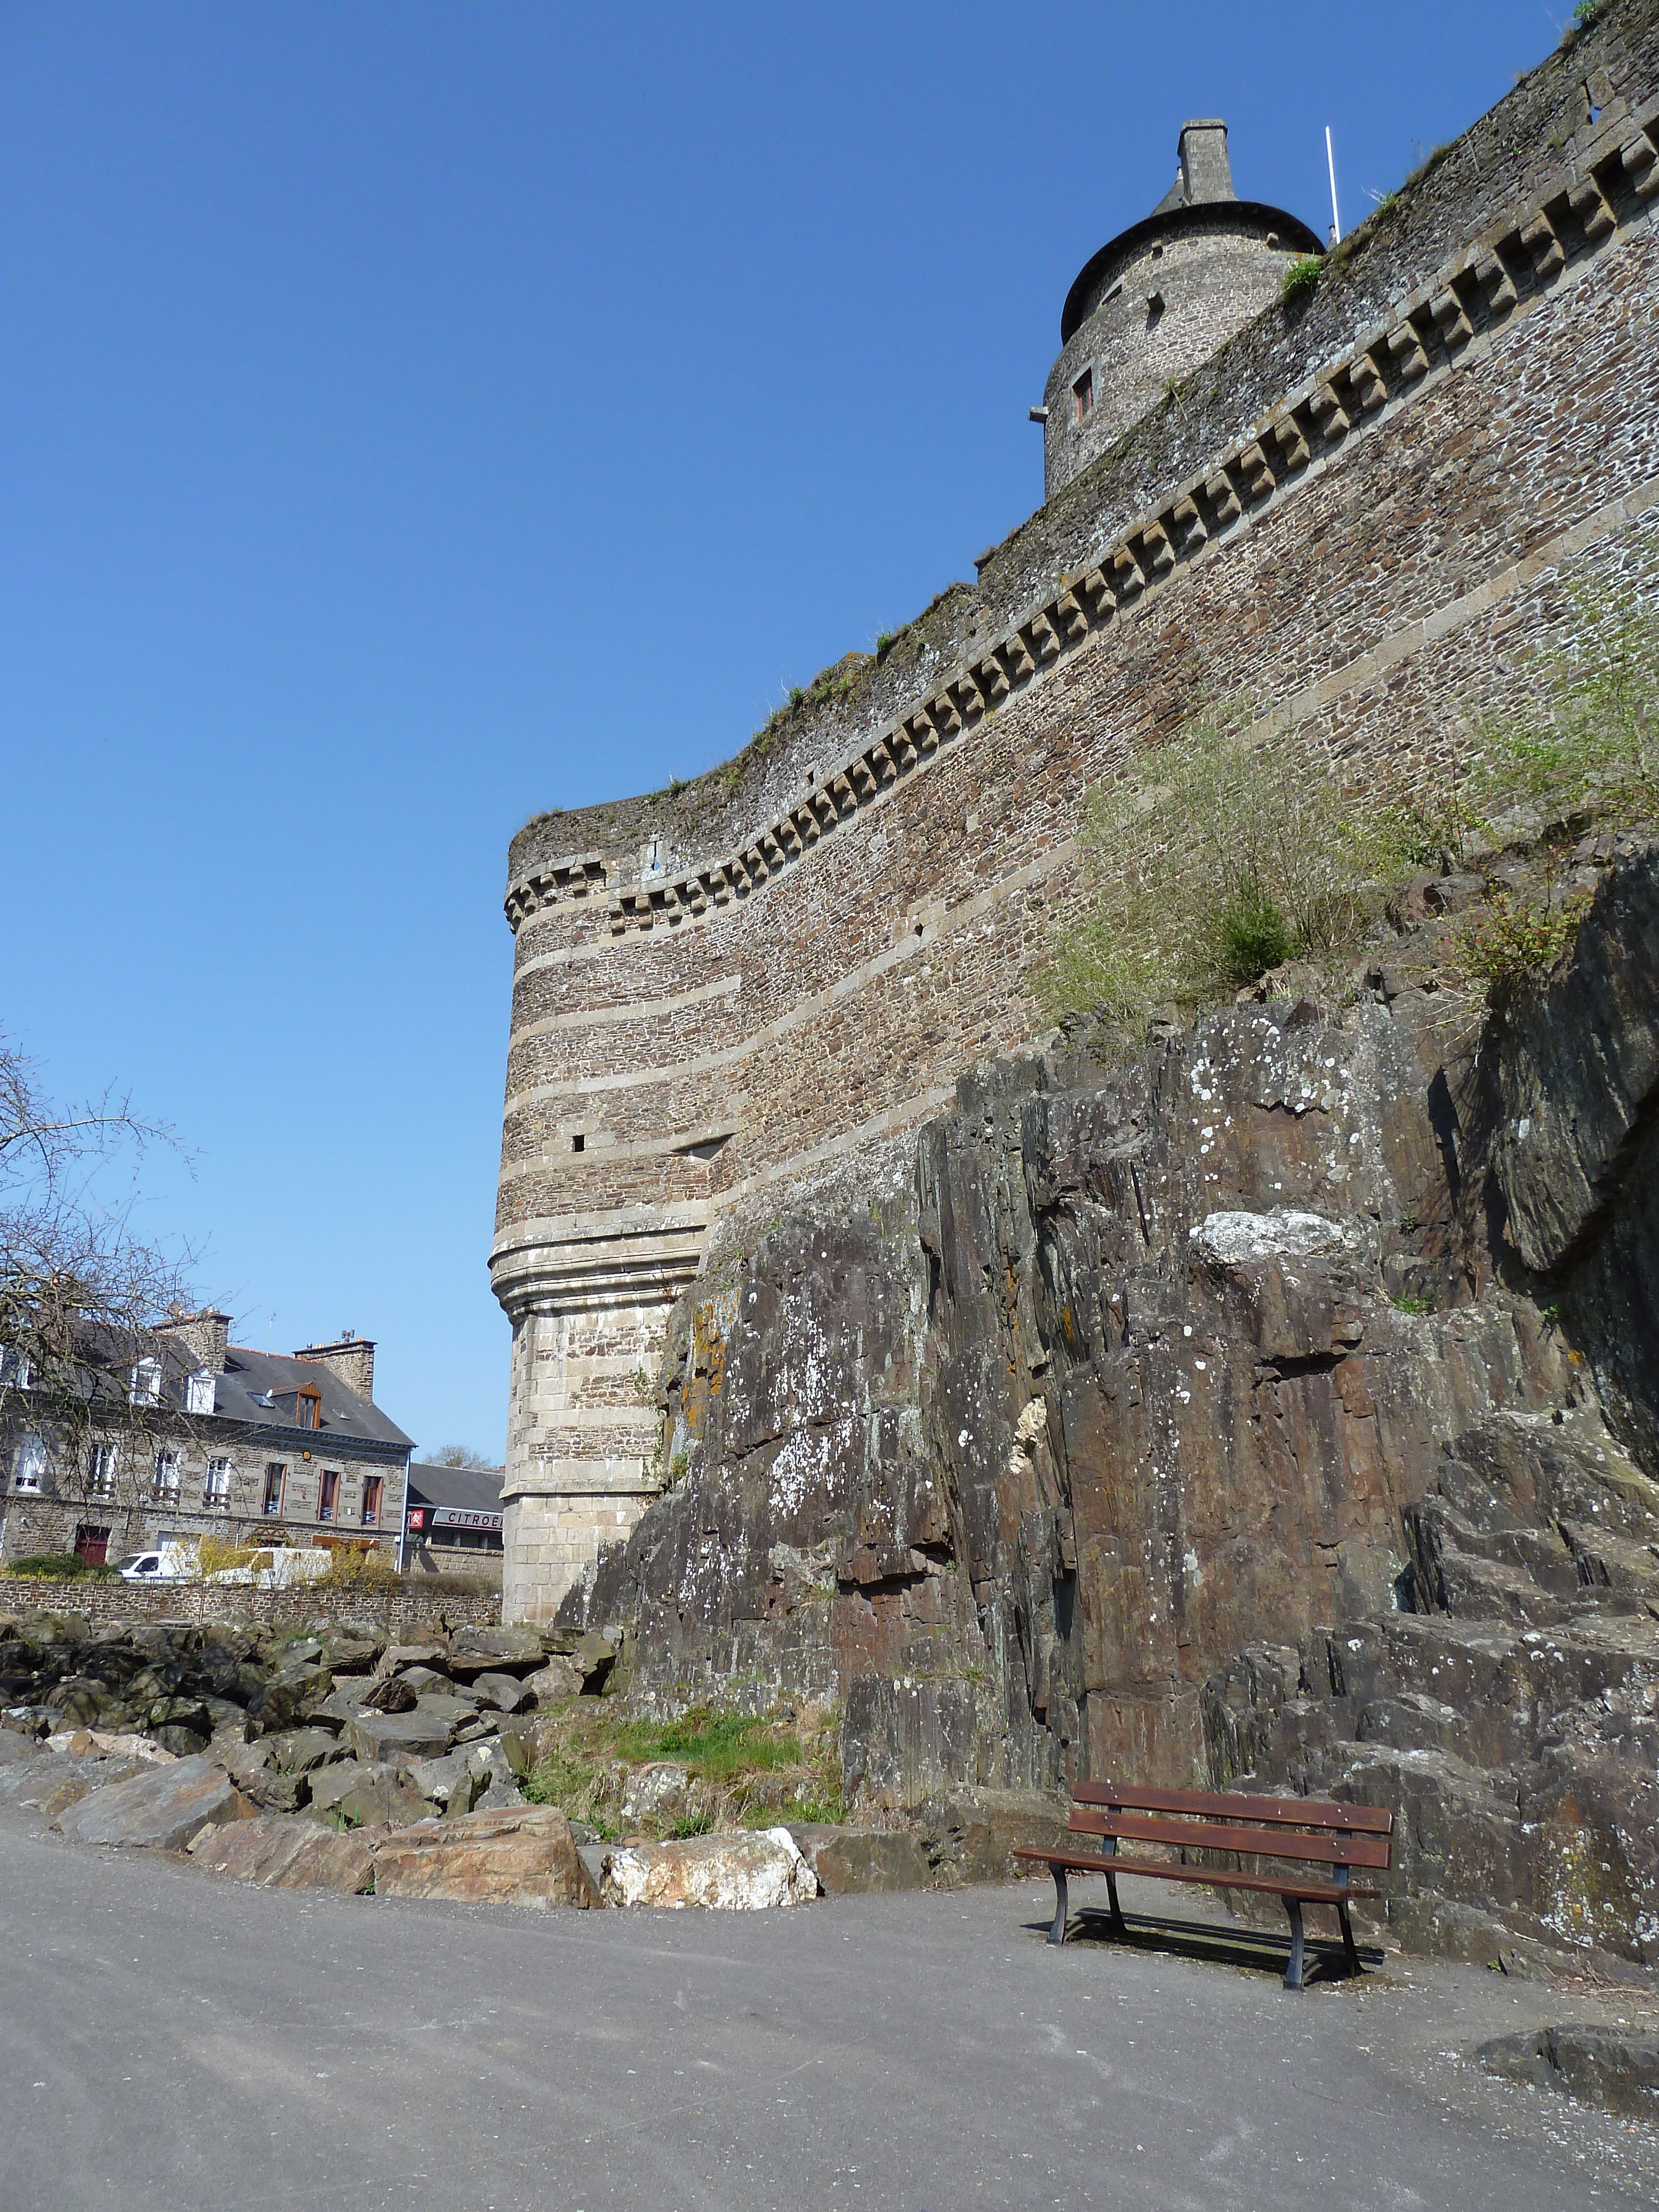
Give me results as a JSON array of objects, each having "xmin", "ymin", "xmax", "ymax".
[
  {"xmin": 114, "ymin": 1545, "xmax": 199, "ymax": 1584},
  {"xmin": 206, "ymin": 1546, "xmax": 333, "ymax": 1590}
]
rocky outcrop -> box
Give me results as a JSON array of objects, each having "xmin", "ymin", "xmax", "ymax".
[{"xmin": 561, "ymin": 843, "xmax": 1659, "ymax": 1966}]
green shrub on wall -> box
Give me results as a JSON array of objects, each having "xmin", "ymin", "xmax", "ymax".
[{"xmin": 1032, "ymin": 585, "xmax": 1659, "ymax": 1040}]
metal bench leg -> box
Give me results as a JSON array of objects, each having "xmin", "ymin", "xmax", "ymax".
[
  {"xmin": 1048, "ymin": 1867, "xmax": 1069, "ymax": 1947},
  {"xmin": 1105, "ymin": 1869, "xmax": 1127, "ymax": 1938},
  {"xmin": 1283, "ymin": 1897, "xmax": 1306, "ymax": 1991},
  {"xmin": 1338, "ymin": 1898, "xmax": 1361, "ymax": 1978}
]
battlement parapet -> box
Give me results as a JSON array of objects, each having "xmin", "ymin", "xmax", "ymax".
[{"xmin": 503, "ymin": 89, "xmax": 1659, "ymax": 948}]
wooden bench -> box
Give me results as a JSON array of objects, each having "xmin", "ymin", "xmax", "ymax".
[{"xmin": 1014, "ymin": 1782, "xmax": 1394, "ymax": 1990}]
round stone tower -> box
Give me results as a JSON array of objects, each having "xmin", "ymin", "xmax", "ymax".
[{"xmin": 1042, "ymin": 120, "xmax": 1322, "ymax": 501}]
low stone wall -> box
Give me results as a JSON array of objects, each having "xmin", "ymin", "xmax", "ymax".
[{"xmin": 0, "ymin": 1578, "xmax": 501, "ymax": 1635}]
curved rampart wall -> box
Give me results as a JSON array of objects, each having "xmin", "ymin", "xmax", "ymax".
[{"xmin": 494, "ymin": 5, "xmax": 1659, "ymax": 1621}]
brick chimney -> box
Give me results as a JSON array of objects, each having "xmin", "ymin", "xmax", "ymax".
[
  {"xmin": 293, "ymin": 1331, "xmax": 375, "ymax": 1403},
  {"xmin": 155, "ymin": 1307, "xmax": 231, "ymax": 1374}
]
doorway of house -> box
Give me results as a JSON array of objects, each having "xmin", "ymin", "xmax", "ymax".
[{"xmin": 74, "ymin": 1525, "xmax": 112, "ymax": 1566}]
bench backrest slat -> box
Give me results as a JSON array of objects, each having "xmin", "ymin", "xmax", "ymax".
[
  {"xmin": 1073, "ymin": 1780, "xmax": 1393, "ymax": 1836},
  {"xmin": 1067, "ymin": 1804, "xmax": 1391, "ymax": 1869}
]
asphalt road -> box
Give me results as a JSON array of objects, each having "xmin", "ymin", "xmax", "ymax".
[{"xmin": 2, "ymin": 1801, "xmax": 1655, "ymax": 2212}]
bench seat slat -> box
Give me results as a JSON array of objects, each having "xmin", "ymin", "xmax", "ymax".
[
  {"xmin": 1066, "ymin": 1807, "xmax": 1392, "ymax": 1869},
  {"xmin": 1014, "ymin": 1848, "xmax": 1379, "ymax": 1906},
  {"xmin": 1073, "ymin": 1781, "xmax": 1392, "ymax": 1835}
]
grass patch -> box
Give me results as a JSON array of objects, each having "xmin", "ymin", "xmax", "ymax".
[
  {"xmin": 523, "ymin": 1700, "xmax": 842, "ymax": 1840},
  {"xmin": 1030, "ymin": 587, "xmax": 1658, "ymax": 1042},
  {"xmin": 611, "ymin": 1708, "xmax": 802, "ymax": 1781},
  {"xmin": 1281, "ymin": 256, "xmax": 1323, "ymax": 305}
]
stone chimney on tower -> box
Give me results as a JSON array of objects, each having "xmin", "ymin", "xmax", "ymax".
[
  {"xmin": 155, "ymin": 1307, "xmax": 231, "ymax": 1374},
  {"xmin": 1176, "ymin": 119, "xmax": 1235, "ymax": 206},
  {"xmin": 293, "ymin": 1331, "xmax": 375, "ymax": 1404}
]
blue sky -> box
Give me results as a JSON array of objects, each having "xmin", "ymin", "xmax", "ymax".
[{"xmin": 0, "ymin": 2, "xmax": 1568, "ymax": 1459}]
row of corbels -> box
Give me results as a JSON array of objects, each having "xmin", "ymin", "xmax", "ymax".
[{"xmin": 506, "ymin": 107, "xmax": 1659, "ymax": 942}]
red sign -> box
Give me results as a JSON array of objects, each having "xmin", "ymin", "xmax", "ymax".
[{"xmin": 406, "ymin": 1507, "xmax": 425, "ymax": 1530}]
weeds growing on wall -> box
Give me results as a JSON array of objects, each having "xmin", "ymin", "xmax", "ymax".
[
  {"xmin": 1467, "ymin": 586, "xmax": 1659, "ymax": 818},
  {"xmin": 1032, "ymin": 587, "xmax": 1658, "ymax": 1039},
  {"xmin": 1281, "ymin": 257, "xmax": 1323, "ymax": 305}
]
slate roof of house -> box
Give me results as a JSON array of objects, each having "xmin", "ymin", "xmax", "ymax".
[
  {"xmin": 210, "ymin": 1345, "xmax": 414, "ymax": 1452},
  {"xmin": 406, "ymin": 1462, "xmax": 506, "ymax": 1513}
]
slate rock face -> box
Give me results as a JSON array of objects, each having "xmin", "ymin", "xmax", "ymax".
[
  {"xmin": 53, "ymin": 1754, "xmax": 252, "ymax": 1852},
  {"xmin": 559, "ymin": 848, "xmax": 1659, "ymax": 1964},
  {"xmin": 788, "ymin": 1823, "xmax": 930, "ymax": 1895}
]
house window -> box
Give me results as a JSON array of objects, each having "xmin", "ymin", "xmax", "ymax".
[
  {"xmin": 186, "ymin": 1369, "xmax": 216, "ymax": 1417},
  {"xmin": 295, "ymin": 1385, "xmax": 321, "ymax": 1432},
  {"xmin": 88, "ymin": 1442, "xmax": 117, "ymax": 1498},
  {"xmin": 571, "ymin": 1133, "xmax": 585, "ymax": 1153},
  {"xmin": 361, "ymin": 1474, "xmax": 383, "ymax": 1528},
  {"xmin": 1073, "ymin": 369, "xmax": 1093, "ymax": 421},
  {"xmin": 13, "ymin": 1434, "xmax": 46, "ymax": 1494},
  {"xmin": 131, "ymin": 1356, "xmax": 162, "ymax": 1406},
  {"xmin": 318, "ymin": 1469, "xmax": 340, "ymax": 1523},
  {"xmin": 153, "ymin": 1449, "xmax": 180, "ymax": 1499},
  {"xmin": 262, "ymin": 1464, "xmax": 286, "ymax": 1517},
  {"xmin": 5, "ymin": 1352, "xmax": 33, "ymax": 1390},
  {"xmin": 205, "ymin": 1458, "xmax": 232, "ymax": 1510}
]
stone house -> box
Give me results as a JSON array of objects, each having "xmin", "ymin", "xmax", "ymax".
[{"xmin": 0, "ymin": 1309, "xmax": 412, "ymax": 1567}]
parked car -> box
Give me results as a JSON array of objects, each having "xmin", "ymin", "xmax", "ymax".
[{"xmin": 114, "ymin": 1546, "xmax": 198, "ymax": 1584}]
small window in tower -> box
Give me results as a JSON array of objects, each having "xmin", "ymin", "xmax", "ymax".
[
  {"xmin": 1072, "ymin": 369, "xmax": 1093, "ymax": 422},
  {"xmin": 571, "ymin": 1133, "xmax": 586, "ymax": 1154}
]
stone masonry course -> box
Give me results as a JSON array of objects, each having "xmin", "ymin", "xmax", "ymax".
[{"xmin": 493, "ymin": 3, "xmax": 1659, "ymax": 1620}]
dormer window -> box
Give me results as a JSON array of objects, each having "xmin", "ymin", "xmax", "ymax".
[
  {"xmin": 131, "ymin": 1356, "xmax": 161, "ymax": 1406},
  {"xmin": 186, "ymin": 1369, "xmax": 216, "ymax": 1417},
  {"xmin": 295, "ymin": 1385, "xmax": 321, "ymax": 1432},
  {"xmin": 1072, "ymin": 369, "xmax": 1093, "ymax": 422}
]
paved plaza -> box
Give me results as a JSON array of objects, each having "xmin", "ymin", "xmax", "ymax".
[{"xmin": 2, "ymin": 1798, "xmax": 1655, "ymax": 2211}]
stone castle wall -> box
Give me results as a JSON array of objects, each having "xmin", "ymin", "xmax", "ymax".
[{"xmin": 493, "ymin": 2, "xmax": 1659, "ymax": 1622}]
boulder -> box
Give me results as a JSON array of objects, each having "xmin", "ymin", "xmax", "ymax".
[
  {"xmin": 23, "ymin": 1757, "xmax": 150, "ymax": 1820},
  {"xmin": 315, "ymin": 1686, "xmax": 378, "ymax": 1726},
  {"xmin": 1478, "ymin": 2025, "xmax": 1659, "ymax": 2118},
  {"xmin": 470, "ymin": 1671, "xmax": 535, "ymax": 1715},
  {"xmin": 344, "ymin": 1709, "xmax": 456, "ymax": 1764},
  {"xmin": 372, "ymin": 1804, "xmax": 590, "ymax": 1907},
  {"xmin": 788, "ymin": 1824, "xmax": 931, "ymax": 1895},
  {"xmin": 361, "ymin": 1673, "xmax": 418, "ymax": 1714},
  {"xmin": 444, "ymin": 1625, "xmax": 545, "ymax": 1680},
  {"xmin": 265, "ymin": 1726, "xmax": 343, "ymax": 1776},
  {"xmin": 0, "ymin": 1728, "xmax": 40, "ymax": 1767},
  {"xmin": 190, "ymin": 1813, "xmax": 377, "ymax": 1893},
  {"xmin": 412, "ymin": 1692, "xmax": 482, "ymax": 1735},
  {"xmin": 249, "ymin": 1661, "xmax": 333, "ymax": 1730},
  {"xmin": 46, "ymin": 1729, "xmax": 174, "ymax": 1766},
  {"xmin": 53, "ymin": 1754, "xmax": 253, "ymax": 1851},
  {"xmin": 305, "ymin": 1760, "xmax": 428, "ymax": 1829},
  {"xmin": 619, "ymin": 1761, "xmax": 693, "ymax": 1829},
  {"xmin": 406, "ymin": 1747, "xmax": 483, "ymax": 1814},
  {"xmin": 373, "ymin": 1643, "xmax": 448, "ymax": 1679},
  {"xmin": 601, "ymin": 1828, "xmax": 819, "ymax": 1910},
  {"xmin": 918, "ymin": 1787, "xmax": 1071, "ymax": 1886},
  {"xmin": 520, "ymin": 1656, "xmax": 583, "ymax": 1707}
]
